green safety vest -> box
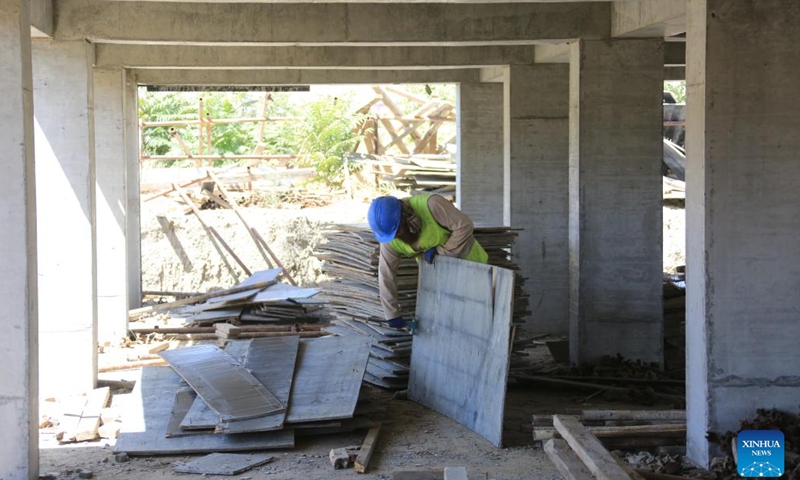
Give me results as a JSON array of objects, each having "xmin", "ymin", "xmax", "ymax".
[{"xmin": 388, "ymin": 194, "xmax": 489, "ymax": 264}]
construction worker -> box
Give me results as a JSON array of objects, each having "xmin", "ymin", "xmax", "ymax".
[{"xmin": 367, "ymin": 194, "xmax": 489, "ymax": 329}]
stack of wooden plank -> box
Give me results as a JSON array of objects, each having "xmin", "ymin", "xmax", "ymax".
[
  {"xmin": 356, "ymin": 155, "xmax": 457, "ymax": 196},
  {"xmin": 317, "ymin": 224, "xmax": 529, "ymax": 323},
  {"xmin": 114, "ymin": 335, "xmax": 373, "ymax": 456},
  {"xmin": 543, "ymin": 413, "xmax": 689, "ymax": 480},
  {"xmin": 316, "ymin": 225, "xmax": 529, "ymax": 390},
  {"xmin": 533, "ymin": 410, "xmax": 686, "ymax": 449},
  {"xmin": 323, "ymin": 319, "xmax": 412, "ymax": 390},
  {"xmin": 167, "ymin": 269, "xmax": 329, "ymax": 326}
]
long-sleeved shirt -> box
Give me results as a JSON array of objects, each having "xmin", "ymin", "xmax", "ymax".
[{"xmin": 378, "ymin": 194, "xmax": 476, "ymax": 319}]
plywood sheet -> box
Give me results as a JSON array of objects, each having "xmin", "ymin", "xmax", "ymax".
[
  {"xmin": 173, "ymin": 453, "xmax": 274, "ymax": 475},
  {"xmin": 285, "ymin": 336, "xmax": 371, "ymax": 423},
  {"xmin": 114, "ymin": 367, "xmax": 294, "ymax": 455},
  {"xmin": 408, "ymin": 256, "xmax": 514, "ymax": 447},
  {"xmin": 160, "ymin": 344, "xmax": 283, "ymax": 421}
]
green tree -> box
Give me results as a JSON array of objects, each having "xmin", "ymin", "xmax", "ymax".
[{"xmin": 294, "ymin": 96, "xmax": 366, "ymax": 186}]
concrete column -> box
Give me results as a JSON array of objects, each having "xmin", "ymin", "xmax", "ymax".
[
  {"xmin": 457, "ymin": 82, "xmax": 504, "ymax": 225},
  {"xmin": 93, "ymin": 67, "xmax": 128, "ymax": 342},
  {"xmin": 124, "ymin": 71, "xmax": 142, "ymax": 309},
  {"xmin": 0, "ymin": 1, "xmax": 39, "ymax": 477},
  {"xmin": 686, "ymin": 0, "xmax": 800, "ymax": 467},
  {"xmin": 568, "ymin": 39, "xmax": 663, "ymax": 365},
  {"xmin": 33, "ymin": 39, "xmax": 97, "ymax": 397},
  {"xmin": 506, "ymin": 64, "xmax": 570, "ymax": 334}
]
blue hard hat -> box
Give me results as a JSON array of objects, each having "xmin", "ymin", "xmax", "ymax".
[{"xmin": 367, "ymin": 196, "xmax": 402, "ymax": 243}]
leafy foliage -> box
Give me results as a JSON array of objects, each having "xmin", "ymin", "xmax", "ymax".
[
  {"xmin": 293, "ymin": 96, "xmax": 366, "ymax": 186},
  {"xmin": 664, "ymin": 81, "xmax": 686, "ymax": 104}
]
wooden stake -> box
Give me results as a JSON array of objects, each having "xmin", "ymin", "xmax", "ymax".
[
  {"xmin": 354, "ymin": 422, "xmax": 381, "ymax": 474},
  {"xmin": 206, "ymin": 171, "xmax": 297, "ymax": 286},
  {"xmin": 173, "ymin": 184, "xmax": 252, "ymax": 276}
]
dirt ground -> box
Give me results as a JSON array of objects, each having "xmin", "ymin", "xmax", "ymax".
[
  {"xmin": 141, "ymin": 194, "xmax": 686, "ymax": 294},
  {"xmin": 37, "ymin": 193, "xmax": 687, "ymax": 479}
]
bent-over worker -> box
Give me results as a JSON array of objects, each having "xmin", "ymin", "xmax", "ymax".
[{"xmin": 366, "ymin": 193, "xmax": 488, "ymax": 329}]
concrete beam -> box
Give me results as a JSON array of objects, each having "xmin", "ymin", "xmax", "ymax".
[
  {"xmin": 612, "ymin": 0, "xmax": 686, "ymax": 38},
  {"xmin": 30, "ymin": 0, "xmax": 53, "ymax": 37},
  {"xmin": 664, "ymin": 66, "xmax": 685, "ymax": 81},
  {"xmin": 479, "ymin": 67, "xmax": 505, "ymax": 83},
  {"xmin": 664, "ymin": 42, "xmax": 685, "ymax": 66},
  {"xmin": 534, "ymin": 43, "xmax": 571, "ymax": 63},
  {"xmin": 97, "ymin": 44, "xmax": 538, "ymax": 69},
  {"xmin": 1, "ymin": 0, "xmax": 39, "ymax": 477},
  {"xmin": 55, "ymin": 0, "xmax": 610, "ymax": 45},
  {"xmin": 132, "ymin": 68, "xmax": 480, "ymax": 85}
]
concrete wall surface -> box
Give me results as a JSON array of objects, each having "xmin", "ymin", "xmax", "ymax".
[
  {"xmin": 569, "ymin": 39, "xmax": 664, "ymax": 365},
  {"xmin": 686, "ymin": 0, "xmax": 800, "ymax": 467},
  {"xmin": 33, "ymin": 39, "xmax": 97, "ymax": 397},
  {"xmin": 507, "ymin": 64, "xmax": 570, "ymax": 334},
  {"xmin": 0, "ymin": 0, "xmax": 39, "ymax": 477},
  {"xmin": 458, "ymin": 83, "xmax": 504, "ymax": 226}
]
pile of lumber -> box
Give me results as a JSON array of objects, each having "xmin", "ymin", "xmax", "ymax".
[
  {"xmin": 114, "ymin": 335, "xmax": 377, "ymax": 459},
  {"xmin": 317, "ymin": 224, "xmax": 529, "ymax": 322},
  {"xmin": 354, "ymin": 154, "xmax": 457, "ymax": 197},
  {"xmin": 542, "ymin": 412, "xmax": 693, "ymax": 480},
  {"xmin": 533, "ymin": 410, "xmax": 686, "ymax": 449},
  {"xmin": 316, "ymin": 224, "xmax": 529, "ymax": 390},
  {"xmin": 132, "ymin": 269, "xmax": 329, "ymax": 327}
]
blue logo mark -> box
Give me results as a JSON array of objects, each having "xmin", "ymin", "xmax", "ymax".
[{"xmin": 737, "ymin": 430, "xmax": 784, "ymax": 477}]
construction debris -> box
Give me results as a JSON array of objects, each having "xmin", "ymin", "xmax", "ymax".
[
  {"xmin": 329, "ymin": 446, "xmax": 360, "ymax": 469},
  {"xmin": 707, "ymin": 409, "xmax": 800, "ymax": 480}
]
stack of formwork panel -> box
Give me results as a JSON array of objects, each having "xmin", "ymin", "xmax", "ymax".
[{"xmin": 316, "ymin": 224, "xmax": 530, "ymax": 389}]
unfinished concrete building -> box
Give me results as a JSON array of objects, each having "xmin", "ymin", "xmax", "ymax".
[{"xmin": 2, "ymin": 0, "xmax": 798, "ymax": 477}]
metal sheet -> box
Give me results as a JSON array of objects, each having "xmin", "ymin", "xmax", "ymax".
[{"xmin": 160, "ymin": 344, "xmax": 283, "ymax": 422}]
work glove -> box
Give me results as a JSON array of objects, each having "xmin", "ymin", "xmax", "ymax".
[
  {"xmin": 423, "ymin": 247, "xmax": 437, "ymax": 264},
  {"xmin": 387, "ymin": 316, "xmax": 406, "ymax": 329}
]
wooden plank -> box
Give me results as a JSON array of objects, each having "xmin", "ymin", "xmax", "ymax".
[
  {"xmin": 286, "ymin": 336, "xmax": 371, "ymax": 423},
  {"xmin": 114, "ymin": 367, "xmax": 295, "ymax": 456},
  {"xmin": 160, "ymin": 344, "xmax": 284, "ymax": 422},
  {"xmin": 58, "ymin": 387, "xmax": 111, "ymax": 443},
  {"xmin": 582, "ymin": 410, "xmax": 686, "ymax": 422},
  {"xmin": 129, "ymin": 277, "xmax": 278, "ymax": 318},
  {"xmin": 408, "ymin": 257, "xmax": 514, "ymax": 447},
  {"xmin": 392, "ymin": 470, "xmax": 443, "ymax": 480},
  {"xmin": 552, "ymin": 415, "xmax": 634, "ymax": 480},
  {"xmin": 216, "ymin": 337, "xmax": 300, "ymax": 434},
  {"xmin": 544, "ymin": 439, "xmax": 595, "ymax": 480},
  {"xmin": 173, "ymin": 453, "xmax": 274, "ymax": 475},
  {"xmin": 443, "ymin": 467, "xmax": 469, "ymax": 480},
  {"xmin": 354, "ymin": 422, "xmax": 382, "ymax": 474}
]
